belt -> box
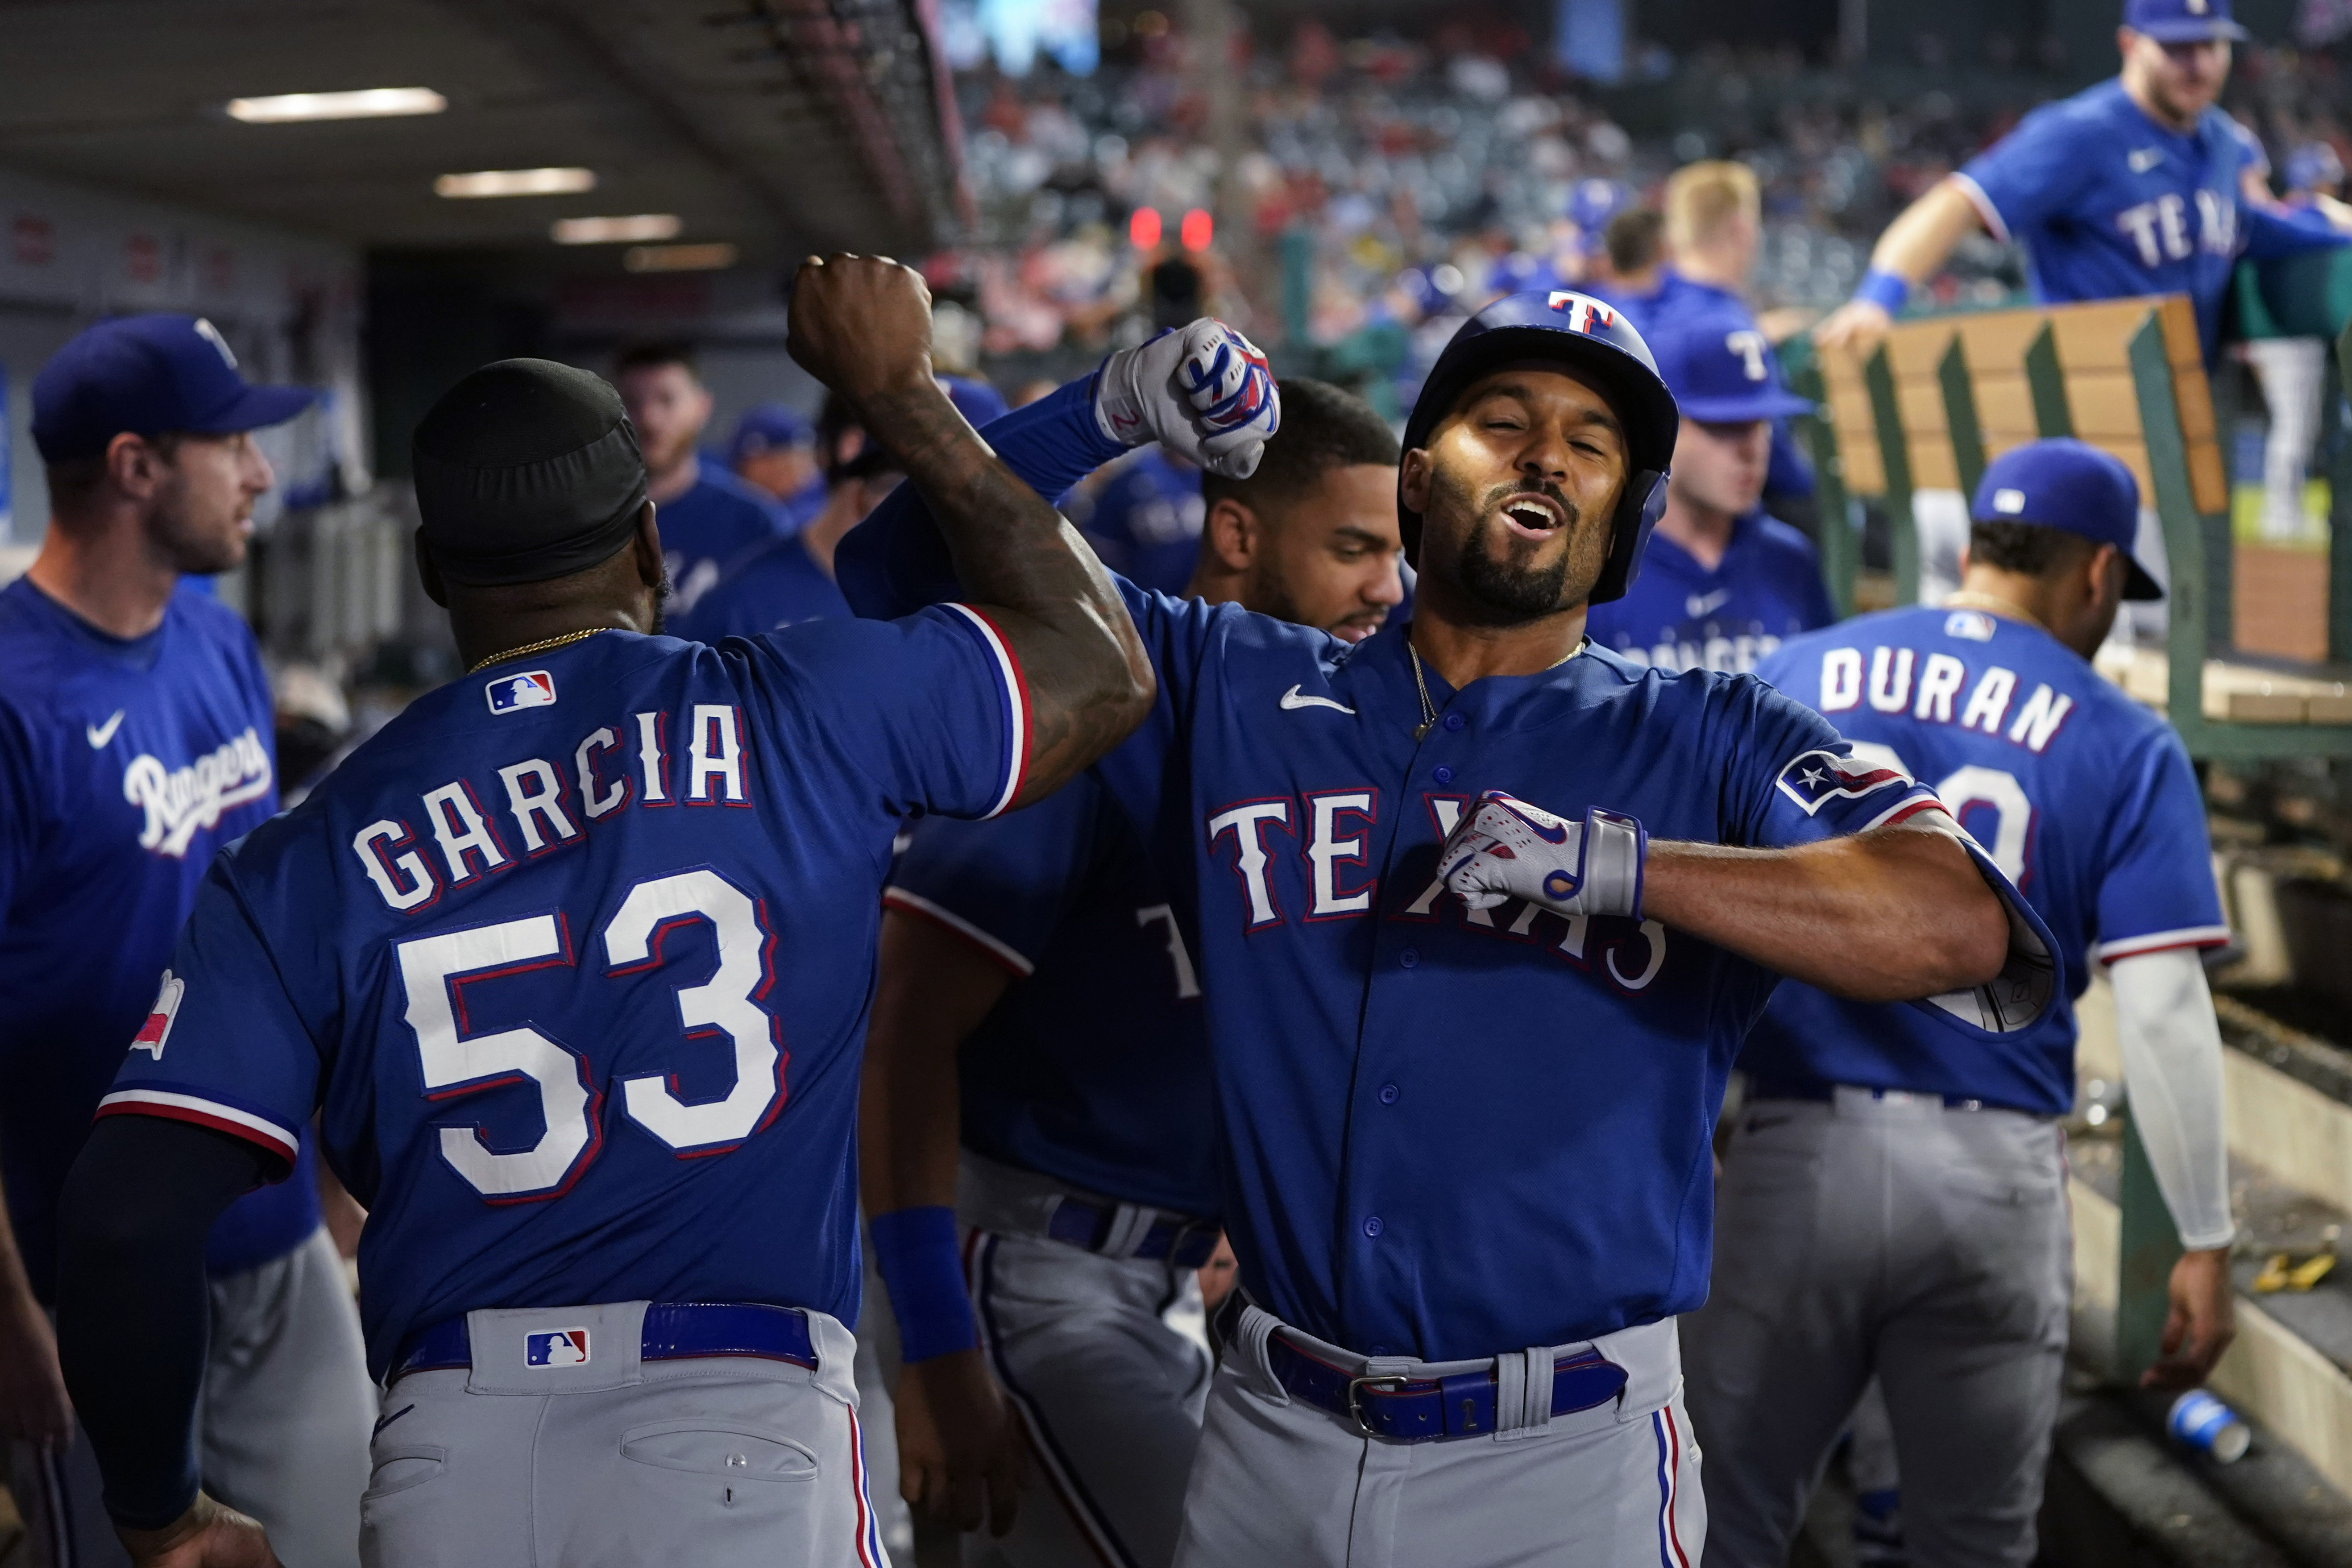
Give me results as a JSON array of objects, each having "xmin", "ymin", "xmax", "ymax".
[
  {"xmin": 1746, "ymin": 1075, "xmax": 2002, "ymax": 1113},
  {"xmin": 391, "ymin": 1302, "xmax": 816, "ymax": 1384},
  {"xmin": 1045, "ymin": 1196, "xmax": 1219, "ymax": 1269},
  {"xmin": 1214, "ymin": 1294, "xmax": 1628, "ymax": 1443}
]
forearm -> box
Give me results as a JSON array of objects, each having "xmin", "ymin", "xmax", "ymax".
[
  {"xmin": 1643, "ymin": 822, "xmax": 2008, "ymax": 999},
  {"xmin": 55, "ymin": 1119, "xmax": 265, "ymax": 1528},
  {"xmin": 2111, "ymin": 950, "xmax": 2236, "ymax": 1250},
  {"xmin": 1867, "ymin": 178, "xmax": 1985, "ymax": 284},
  {"xmin": 856, "ymin": 378, "xmax": 1153, "ymax": 802},
  {"xmin": 836, "ymin": 376, "xmax": 1123, "ymax": 622}
]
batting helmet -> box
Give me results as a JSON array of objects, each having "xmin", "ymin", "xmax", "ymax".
[{"xmin": 1398, "ymin": 289, "xmax": 1679, "ymax": 604}]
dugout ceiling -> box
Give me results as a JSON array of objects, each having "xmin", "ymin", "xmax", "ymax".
[{"xmin": 0, "ymin": 0, "xmax": 961, "ymax": 264}]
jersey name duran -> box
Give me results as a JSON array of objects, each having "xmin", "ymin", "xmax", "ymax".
[
  {"xmin": 99, "ymin": 616, "xmax": 1020, "ymax": 1376},
  {"xmin": 1746, "ymin": 606, "xmax": 2227, "ymax": 1113}
]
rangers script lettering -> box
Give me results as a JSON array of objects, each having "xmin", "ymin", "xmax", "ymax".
[{"xmin": 124, "ymin": 726, "xmax": 274, "ymax": 858}]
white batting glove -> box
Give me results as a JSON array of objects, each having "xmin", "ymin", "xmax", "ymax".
[
  {"xmin": 1093, "ymin": 318, "xmax": 1281, "ymax": 479},
  {"xmin": 1437, "ymin": 791, "xmax": 1648, "ymax": 920}
]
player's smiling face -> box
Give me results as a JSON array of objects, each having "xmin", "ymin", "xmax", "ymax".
[{"xmin": 1401, "ymin": 368, "xmax": 1626, "ymax": 623}]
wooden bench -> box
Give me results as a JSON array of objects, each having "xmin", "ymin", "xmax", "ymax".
[{"xmin": 1782, "ymin": 295, "xmax": 2352, "ymax": 761}]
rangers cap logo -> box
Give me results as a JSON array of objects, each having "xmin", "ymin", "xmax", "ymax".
[
  {"xmin": 525, "ymin": 1328, "xmax": 589, "ymax": 1366},
  {"xmin": 487, "ymin": 671, "xmax": 557, "ymax": 715},
  {"xmin": 1774, "ymin": 748, "xmax": 1912, "ymax": 816},
  {"xmin": 1545, "ymin": 291, "xmax": 1618, "ymax": 336},
  {"xmin": 129, "ymin": 971, "xmax": 184, "ymax": 1059}
]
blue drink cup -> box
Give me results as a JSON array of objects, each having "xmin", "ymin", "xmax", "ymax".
[{"xmin": 2168, "ymin": 1390, "xmax": 2251, "ymax": 1462}]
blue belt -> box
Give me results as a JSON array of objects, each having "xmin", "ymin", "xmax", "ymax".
[
  {"xmin": 1746, "ymin": 1075, "xmax": 2003, "ymax": 1113},
  {"xmin": 1045, "ymin": 1197, "xmax": 1219, "ymax": 1269},
  {"xmin": 1215, "ymin": 1294, "xmax": 1628, "ymax": 1443},
  {"xmin": 391, "ymin": 1302, "xmax": 816, "ymax": 1384}
]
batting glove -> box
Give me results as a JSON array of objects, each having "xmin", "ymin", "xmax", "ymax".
[
  {"xmin": 1093, "ymin": 318, "xmax": 1281, "ymax": 479},
  {"xmin": 1437, "ymin": 791, "xmax": 1648, "ymax": 921}
]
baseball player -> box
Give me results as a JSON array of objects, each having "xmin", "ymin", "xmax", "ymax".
[
  {"xmin": 2242, "ymin": 141, "xmax": 2348, "ymax": 541},
  {"xmin": 44, "ymin": 256, "xmax": 1241, "ymax": 1568},
  {"xmin": 676, "ymin": 381, "xmax": 1009, "ymax": 643},
  {"xmin": 1585, "ymin": 306, "xmax": 1834, "ymax": 673},
  {"xmin": 611, "ymin": 341, "xmax": 792, "ymax": 617},
  {"xmin": 1815, "ymin": 0, "xmax": 2351, "ymax": 366},
  {"xmin": 1691, "ymin": 439, "xmax": 2237, "ymax": 1567},
  {"xmin": 0, "ymin": 314, "xmax": 375, "ymax": 1568},
  {"xmin": 838, "ymin": 289, "xmax": 2060, "ymax": 1567},
  {"xmin": 727, "ymin": 403, "xmax": 829, "ymax": 526},
  {"xmin": 862, "ymin": 379, "xmax": 1403, "ymax": 1568}
]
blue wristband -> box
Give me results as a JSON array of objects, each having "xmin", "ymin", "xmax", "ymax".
[
  {"xmin": 1853, "ymin": 268, "xmax": 1911, "ymax": 315},
  {"xmin": 869, "ymin": 1206, "xmax": 978, "ymax": 1363}
]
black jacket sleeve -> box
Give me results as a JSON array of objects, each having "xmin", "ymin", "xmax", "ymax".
[{"xmin": 55, "ymin": 1117, "xmax": 270, "ymax": 1529}]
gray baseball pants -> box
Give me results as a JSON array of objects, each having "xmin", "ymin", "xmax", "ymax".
[
  {"xmin": 1683, "ymin": 1089, "xmax": 2071, "ymax": 1568},
  {"xmin": 957, "ymin": 1153, "xmax": 1213, "ymax": 1568},
  {"xmin": 9, "ymin": 1225, "xmax": 374, "ymax": 1568},
  {"xmin": 1172, "ymin": 1305, "xmax": 1703, "ymax": 1568},
  {"xmin": 358, "ymin": 1302, "xmax": 888, "ymax": 1568}
]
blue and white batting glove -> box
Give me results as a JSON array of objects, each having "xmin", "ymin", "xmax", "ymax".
[
  {"xmin": 1093, "ymin": 318, "xmax": 1281, "ymax": 480},
  {"xmin": 1437, "ymin": 791, "xmax": 1647, "ymax": 920}
]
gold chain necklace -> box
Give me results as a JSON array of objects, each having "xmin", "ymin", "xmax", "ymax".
[
  {"xmin": 1408, "ymin": 642, "xmax": 1441, "ymax": 740},
  {"xmin": 1942, "ymin": 591, "xmax": 2045, "ymax": 633},
  {"xmin": 466, "ymin": 627, "xmax": 612, "ymax": 676}
]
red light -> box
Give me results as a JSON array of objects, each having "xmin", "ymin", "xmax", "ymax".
[
  {"xmin": 1180, "ymin": 207, "xmax": 1213, "ymax": 251},
  {"xmin": 1129, "ymin": 207, "xmax": 1162, "ymax": 248}
]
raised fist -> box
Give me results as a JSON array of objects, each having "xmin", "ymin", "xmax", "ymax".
[
  {"xmin": 787, "ymin": 253, "xmax": 935, "ymax": 408},
  {"xmin": 1095, "ymin": 319, "xmax": 1282, "ymax": 480}
]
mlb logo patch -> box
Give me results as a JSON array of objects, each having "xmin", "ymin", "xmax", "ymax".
[
  {"xmin": 1945, "ymin": 610, "xmax": 1998, "ymax": 642},
  {"xmin": 525, "ymin": 1328, "xmax": 589, "ymax": 1367},
  {"xmin": 487, "ymin": 671, "xmax": 557, "ymax": 715},
  {"xmin": 1774, "ymin": 748, "xmax": 1912, "ymax": 816},
  {"xmin": 129, "ymin": 971, "xmax": 184, "ymax": 1060}
]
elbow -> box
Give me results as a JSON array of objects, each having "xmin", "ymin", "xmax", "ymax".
[{"xmin": 1921, "ymin": 878, "xmax": 2011, "ymax": 996}]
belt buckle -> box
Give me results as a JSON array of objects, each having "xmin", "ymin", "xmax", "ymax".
[{"xmin": 1345, "ymin": 1373, "xmax": 1408, "ymax": 1438}]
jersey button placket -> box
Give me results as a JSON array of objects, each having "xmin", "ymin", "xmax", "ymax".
[
  {"xmin": 1363, "ymin": 1215, "xmax": 1384, "ymax": 1238},
  {"xmin": 1378, "ymin": 1083, "xmax": 1399, "ymax": 1104}
]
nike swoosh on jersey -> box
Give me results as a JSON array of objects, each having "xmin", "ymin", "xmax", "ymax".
[
  {"xmin": 1278, "ymin": 684, "xmax": 1355, "ymax": 714},
  {"xmin": 1685, "ymin": 589, "xmax": 1732, "ymax": 618},
  {"xmin": 86, "ymin": 710, "xmax": 125, "ymax": 749},
  {"xmin": 2128, "ymin": 148, "xmax": 2162, "ymax": 173}
]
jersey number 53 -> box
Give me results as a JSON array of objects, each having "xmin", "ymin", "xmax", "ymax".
[{"xmin": 397, "ymin": 867, "xmax": 783, "ymax": 1202}]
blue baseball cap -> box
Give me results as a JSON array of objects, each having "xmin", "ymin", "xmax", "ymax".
[
  {"xmin": 1566, "ymin": 179, "xmax": 1633, "ymax": 255},
  {"xmin": 2124, "ymin": 0, "xmax": 2247, "ymax": 43},
  {"xmin": 939, "ymin": 374, "xmax": 1008, "ymax": 430},
  {"xmin": 727, "ymin": 403, "xmax": 815, "ymax": 465},
  {"xmin": 33, "ymin": 313, "xmax": 314, "ymax": 463},
  {"xmin": 1648, "ymin": 311, "xmax": 1814, "ymax": 424},
  {"xmin": 2285, "ymin": 142, "xmax": 2344, "ymax": 194},
  {"xmin": 1971, "ymin": 439, "xmax": 2162, "ymax": 599}
]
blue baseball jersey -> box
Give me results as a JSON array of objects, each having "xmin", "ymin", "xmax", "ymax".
[
  {"xmin": 668, "ymin": 535, "xmax": 850, "ymax": 644},
  {"xmin": 0, "ymin": 577, "xmax": 318, "ymax": 1294},
  {"xmin": 885, "ymin": 772, "xmax": 1218, "ymax": 1218},
  {"xmin": 1746, "ymin": 605, "xmax": 2227, "ymax": 1114},
  {"xmin": 660, "ymin": 458, "xmax": 792, "ymax": 622},
  {"xmin": 1584, "ymin": 510, "xmax": 1834, "ymax": 674},
  {"xmin": 97, "ymin": 614, "xmax": 1025, "ymax": 1376},
  {"xmin": 1956, "ymin": 81, "xmax": 2348, "ymax": 359},
  {"xmin": 1074, "ymin": 448, "xmax": 1204, "ymax": 597},
  {"xmin": 836, "ymin": 379, "xmax": 2058, "ymax": 1361}
]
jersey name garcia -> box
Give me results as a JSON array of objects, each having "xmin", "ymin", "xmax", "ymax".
[
  {"xmin": 1746, "ymin": 606, "xmax": 2227, "ymax": 1115},
  {"xmin": 97, "ymin": 617, "xmax": 1021, "ymax": 1377}
]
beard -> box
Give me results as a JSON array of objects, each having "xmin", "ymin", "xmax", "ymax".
[
  {"xmin": 1456, "ymin": 508, "xmax": 1575, "ymax": 620},
  {"xmin": 1423, "ymin": 460, "xmax": 1605, "ymax": 624}
]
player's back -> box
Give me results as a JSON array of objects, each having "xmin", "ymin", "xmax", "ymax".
[
  {"xmin": 109, "ymin": 616, "xmax": 1022, "ymax": 1375},
  {"xmin": 1748, "ymin": 604, "xmax": 2210, "ymax": 1112}
]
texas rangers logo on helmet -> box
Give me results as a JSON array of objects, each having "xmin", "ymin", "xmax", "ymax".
[
  {"xmin": 1774, "ymin": 748, "xmax": 1912, "ymax": 816},
  {"xmin": 1546, "ymin": 292, "xmax": 1618, "ymax": 335},
  {"xmin": 526, "ymin": 1328, "xmax": 590, "ymax": 1366},
  {"xmin": 486, "ymin": 670, "xmax": 557, "ymax": 715}
]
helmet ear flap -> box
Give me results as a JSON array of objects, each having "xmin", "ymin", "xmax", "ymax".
[{"xmin": 1586, "ymin": 469, "xmax": 1668, "ymax": 605}]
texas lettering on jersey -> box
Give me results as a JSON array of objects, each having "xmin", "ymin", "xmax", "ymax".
[
  {"xmin": 124, "ymin": 726, "xmax": 274, "ymax": 858},
  {"xmin": 351, "ymin": 705, "xmax": 751, "ymax": 913}
]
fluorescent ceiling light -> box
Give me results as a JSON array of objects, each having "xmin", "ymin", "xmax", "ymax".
[
  {"xmin": 553, "ymin": 214, "xmax": 682, "ymax": 245},
  {"xmin": 624, "ymin": 243, "xmax": 739, "ymax": 273},
  {"xmin": 227, "ymin": 87, "xmax": 447, "ymax": 123},
  {"xmin": 436, "ymin": 167, "xmax": 597, "ymax": 199}
]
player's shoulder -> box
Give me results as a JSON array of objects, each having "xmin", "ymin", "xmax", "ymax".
[
  {"xmin": 1580, "ymin": 638, "xmax": 1796, "ymax": 717},
  {"xmin": 1743, "ymin": 510, "xmax": 1822, "ymax": 567},
  {"xmin": 0, "ymin": 580, "xmax": 72, "ymax": 718},
  {"xmin": 2003, "ymin": 77, "xmax": 2129, "ymax": 144},
  {"xmin": 693, "ymin": 459, "xmax": 789, "ymax": 521},
  {"xmin": 167, "ymin": 578, "xmax": 258, "ymax": 644}
]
